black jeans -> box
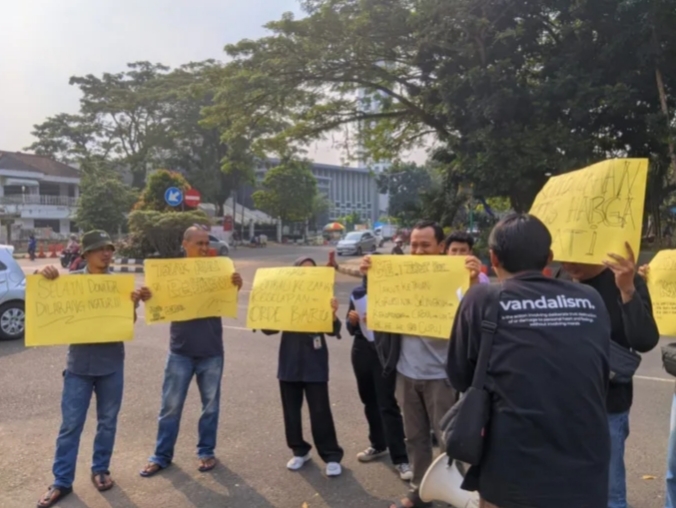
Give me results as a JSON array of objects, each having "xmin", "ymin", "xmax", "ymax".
[
  {"xmin": 279, "ymin": 381, "xmax": 344, "ymax": 464},
  {"xmin": 351, "ymin": 336, "xmax": 409, "ymax": 465}
]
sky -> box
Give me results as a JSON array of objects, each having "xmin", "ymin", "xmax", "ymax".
[{"xmin": 1, "ymin": 0, "xmax": 383, "ymax": 166}]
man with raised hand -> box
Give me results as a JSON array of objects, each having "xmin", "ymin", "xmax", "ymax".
[
  {"xmin": 37, "ymin": 230, "xmax": 150, "ymax": 508},
  {"xmin": 140, "ymin": 226, "xmax": 243, "ymax": 478},
  {"xmin": 444, "ymin": 230, "xmax": 490, "ymax": 285},
  {"xmin": 361, "ymin": 220, "xmax": 474, "ymax": 508}
]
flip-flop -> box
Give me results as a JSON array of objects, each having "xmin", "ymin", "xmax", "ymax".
[
  {"xmin": 198, "ymin": 457, "xmax": 218, "ymax": 473},
  {"xmin": 139, "ymin": 462, "xmax": 167, "ymax": 478},
  {"xmin": 91, "ymin": 472, "xmax": 114, "ymax": 492},
  {"xmin": 37, "ymin": 485, "xmax": 73, "ymax": 508}
]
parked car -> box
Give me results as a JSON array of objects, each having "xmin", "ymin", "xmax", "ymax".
[
  {"xmin": 337, "ymin": 230, "xmax": 377, "ymax": 256},
  {"xmin": 0, "ymin": 247, "xmax": 25, "ymax": 341},
  {"xmin": 209, "ymin": 235, "xmax": 230, "ymax": 256}
]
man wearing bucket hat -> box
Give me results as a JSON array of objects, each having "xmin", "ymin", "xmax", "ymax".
[{"xmin": 36, "ymin": 230, "xmax": 151, "ymax": 508}]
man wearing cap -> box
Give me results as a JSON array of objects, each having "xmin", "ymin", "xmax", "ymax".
[{"xmin": 37, "ymin": 230, "xmax": 151, "ymax": 508}]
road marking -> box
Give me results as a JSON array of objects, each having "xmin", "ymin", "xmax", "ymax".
[{"xmin": 635, "ymin": 375, "xmax": 673, "ymax": 384}]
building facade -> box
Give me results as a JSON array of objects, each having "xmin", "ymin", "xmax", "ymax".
[
  {"xmin": 240, "ymin": 158, "xmax": 380, "ymax": 227},
  {"xmin": 0, "ymin": 151, "xmax": 80, "ymax": 242}
]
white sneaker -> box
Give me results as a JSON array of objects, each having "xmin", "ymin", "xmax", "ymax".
[
  {"xmin": 325, "ymin": 462, "xmax": 342, "ymax": 477},
  {"xmin": 395, "ymin": 462, "xmax": 413, "ymax": 481},
  {"xmin": 286, "ymin": 453, "xmax": 311, "ymax": 471}
]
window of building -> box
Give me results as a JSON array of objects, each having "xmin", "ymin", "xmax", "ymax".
[
  {"xmin": 39, "ymin": 182, "xmax": 61, "ymax": 197},
  {"xmin": 34, "ymin": 219, "xmax": 61, "ymax": 233},
  {"xmin": 70, "ymin": 221, "xmax": 79, "ymax": 233}
]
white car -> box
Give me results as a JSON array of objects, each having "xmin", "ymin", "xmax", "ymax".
[{"xmin": 0, "ymin": 247, "xmax": 25, "ymax": 340}]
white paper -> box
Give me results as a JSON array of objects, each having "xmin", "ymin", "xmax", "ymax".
[{"xmin": 352, "ymin": 295, "xmax": 375, "ymax": 342}]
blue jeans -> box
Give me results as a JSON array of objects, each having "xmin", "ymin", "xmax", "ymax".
[
  {"xmin": 666, "ymin": 395, "xmax": 676, "ymax": 508},
  {"xmin": 52, "ymin": 369, "xmax": 124, "ymax": 489},
  {"xmin": 150, "ymin": 353, "xmax": 224, "ymax": 468},
  {"xmin": 608, "ymin": 411, "xmax": 630, "ymax": 508}
]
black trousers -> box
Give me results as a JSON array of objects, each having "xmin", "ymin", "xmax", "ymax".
[
  {"xmin": 279, "ymin": 381, "xmax": 344, "ymax": 464},
  {"xmin": 351, "ymin": 336, "xmax": 409, "ymax": 465}
]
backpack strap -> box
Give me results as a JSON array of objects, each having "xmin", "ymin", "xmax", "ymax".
[{"xmin": 470, "ymin": 284, "xmax": 502, "ymax": 390}]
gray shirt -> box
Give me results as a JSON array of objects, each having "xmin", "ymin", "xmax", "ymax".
[
  {"xmin": 65, "ymin": 268, "xmax": 127, "ymax": 377},
  {"xmin": 397, "ymin": 334, "xmax": 448, "ymax": 380}
]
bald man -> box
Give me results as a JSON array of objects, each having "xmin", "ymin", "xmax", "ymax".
[{"xmin": 140, "ymin": 226, "xmax": 243, "ymax": 477}]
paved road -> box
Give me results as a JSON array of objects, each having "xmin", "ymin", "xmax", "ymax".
[{"xmin": 2, "ymin": 245, "xmax": 673, "ymax": 508}]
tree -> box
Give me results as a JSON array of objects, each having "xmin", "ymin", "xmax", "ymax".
[
  {"xmin": 376, "ymin": 163, "xmax": 433, "ymax": 226},
  {"xmin": 205, "ymin": 0, "xmax": 676, "ymax": 213},
  {"xmin": 252, "ymin": 160, "xmax": 318, "ymax": 222},
  {"xmin": 75, "ymin": 172, "xmax": 136, "ymax": 234},
  {"xmin": 135, "ymin": 169, "xmax": 190, "ymax": 212}
]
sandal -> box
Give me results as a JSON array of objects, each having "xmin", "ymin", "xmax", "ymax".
[
  {"xmin": 198, "ymin": 457, "xmax": 217, "ymax": 473},
  {"xmin": 37, "ymin": 485, "xmax": 73, "ymax": 508},
  {"xmin": 91, "ymin": 471, "xmax": 114, "ymax": 492},
  {"xmin": 388, "ymin": 490, "xmax": 433, "ymax": 508},
  {"xmin": 139, "ymin": 461, "xmax": 167, "ymax": 478}
]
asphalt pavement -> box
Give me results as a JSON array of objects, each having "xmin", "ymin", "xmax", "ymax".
[{"xmin": 1, "ymin": 244, "xmax": 673, "ymax": 508}]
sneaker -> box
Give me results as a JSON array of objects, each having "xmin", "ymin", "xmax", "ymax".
[
  {"xmin": 395, "ymin": 463, "xmax": 413, "ymax": 481},
  {"xmin": 357, "ymin": 447, "xmax": 388, "ymax": 463},
  {"xmin": 286, "ymin": 453, "xmax": 311, "ymax": 471},
  {"xmin": 326, "ymin": 462, "xmax": 342, "ymax": 477}
]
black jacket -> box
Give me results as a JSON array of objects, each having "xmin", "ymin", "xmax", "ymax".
[
  {"xmin": 263, "ymin": 319, "xmax": 341, "ymax": 383},
  {"xmin": 448, "ymin": 272, "xmax": 612, "ymax": 508}
]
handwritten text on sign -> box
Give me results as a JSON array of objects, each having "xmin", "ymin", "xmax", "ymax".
[
  {"xmin": 247, "ymin": 267, "xmax": 335, "ymax": 333},
  {"xmin": 26, "ymin": 274, "xmax": 135, "ymax": 347},
  {"xmin": 530, "ymin": 158, "xmax": 648, "ymax": 264},
  {"xmin": 144, "ymin": 258, "xmax": 237, "ymax": 323},
  {"xmin": 368, "ymin": 256, "xmax": 469, "ymax": 339},
  {"xmin": 647, "ymin": 250, "xmax": 676, "ymax": 336}
]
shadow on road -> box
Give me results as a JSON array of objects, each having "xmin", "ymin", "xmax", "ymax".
[
  {"xmin": 96, "ymin": 485, "xmax": 141, "ymax": 508},
  {"xmin": 165, "ymin": 464, "xmax": 277, "ymax": 508},
  {"xmin": 299, "ymin": 463, "xmax": 388, "ymax": 507},
  {"xmin": 0, "ymin": 339, "xmax": 26, "ymax": 359}
]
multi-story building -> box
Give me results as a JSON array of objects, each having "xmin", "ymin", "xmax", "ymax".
[
  {"xmin": 0, "ymin": 151, "xmax": 80, "ymax": 242},
  {"xmin": 239, "ymin": 158, "xmax": 380, "ymax": 227}
]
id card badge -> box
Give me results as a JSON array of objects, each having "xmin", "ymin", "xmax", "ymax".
[{"xmin": 313, "ymin": 336, "xmax": 323, "ymax": 350}]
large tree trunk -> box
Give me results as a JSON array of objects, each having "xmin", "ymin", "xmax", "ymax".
[{"xmin": 655, "ymin": 66, "xmax": 676, "ymax": 184}]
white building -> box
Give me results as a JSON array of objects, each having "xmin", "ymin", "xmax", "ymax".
[{"xmin": 0, "ymin": 151, "xmax": 80, "ymax": 242}]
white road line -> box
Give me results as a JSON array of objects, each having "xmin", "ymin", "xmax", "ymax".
[{"xmin": 635, "ymin": 375, "xmax": 673, "ymax": 384}]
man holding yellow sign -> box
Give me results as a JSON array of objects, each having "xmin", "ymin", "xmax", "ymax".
[
  {"xmin": 36, "ymin": 230, "xmax": 150, "ymax": 508},
  {"xmin": 140, "ymin": 226, "xmax": 242, "ymax": 478}
]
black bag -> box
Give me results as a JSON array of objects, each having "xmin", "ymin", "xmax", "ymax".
[
  {"xmin": 662, "ymin": 343, "xmax": 676, "ymax": 378},
  {"xmin": 440, "ymin": 285, "xmax": 501, "ymax": 466},
  {"xmin": 608, "ymin": 340, "xmax": 641, "ymax": 384}
]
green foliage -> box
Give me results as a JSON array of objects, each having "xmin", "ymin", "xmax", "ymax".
[
  {"xmin": 376, "ymin": 164, "xmax": 433, "ymax": 226},
  {"xmin": 135, "ymin": 170, "xmax": 190, "ymax": 212},
  {"xmin": 337, "ymin": 211, "xmax": 362, "ymax": 231},
  {"xmin": 75, "ymin": 171, "xmax": 136, "ymax": 234},
  {"xmin": 123, "ymin": 209, "xmax": 211, "ymax": 258},
  {"xmin": 252, "ymin": 160, "xmax": 318, "ymax": 222}
]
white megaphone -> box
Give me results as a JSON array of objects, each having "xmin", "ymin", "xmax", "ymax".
[{"xmin": 419, "ymin": 453, "xmax": 480, "ymax": 508}]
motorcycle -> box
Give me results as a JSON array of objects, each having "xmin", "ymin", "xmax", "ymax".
[{"xmin": 60, "ymin": 246, "xmax": 80, "ymax": 268}]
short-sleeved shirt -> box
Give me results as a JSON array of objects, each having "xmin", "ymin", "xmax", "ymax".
[
  {"xmin": 170, "ymin": 318, "xmax": 223, "ymax": 358},
  {"xmin": 66, "ymin": 268, "xmax": 127, "ymax": 377}
]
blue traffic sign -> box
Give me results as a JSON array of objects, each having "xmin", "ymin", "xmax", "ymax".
[{"xmin": 164, "ymin": 187, "xmax": 183, "ymax": 207}]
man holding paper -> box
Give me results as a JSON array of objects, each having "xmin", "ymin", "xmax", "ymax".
[
  {"xmin": 140, "ymin": 226, "xmax": 242, "ymax": 478},
  {"xmin": 360, "ymin": 220, "xmax": 482, "ymax": 508},
  {"xmin": 37, "ymin": 230, "xmax": 150, "ymax": 508}
]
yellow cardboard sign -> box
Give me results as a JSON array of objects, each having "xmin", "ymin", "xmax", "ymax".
[
  {"xmin": 368, "ymin": 256, "xmax": 469, "ymax": 339},
  {"xmin": 247, "ymin": 267, "xmax": 335, "ymax": 333},
  {"xmin": 144, "ymin": 257, "xmax": 238, "ymax": 323},
  {"xmin": 26, "ymin": 274, "xmax": 136, "ymax": 347},
  {"xmin": 647, "ymin": 250, "xmax": 676, "ymax": 336},
  {"xmin": 530, "ymin": 158, "xmax": 648, "ymax": 264}
]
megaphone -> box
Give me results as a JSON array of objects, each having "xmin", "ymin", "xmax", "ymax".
[{"xmin": 419, "ymin": 453, "xmax": 480, "ymax": 508}]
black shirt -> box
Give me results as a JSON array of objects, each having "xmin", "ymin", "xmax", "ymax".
[
  {"xmin": 448, "ymin": 272, "xmax": 612, "ymax": 508},
  {"xmin": 580, "ymin": 269, "xmax": 660, "ymax": 413},
  {"xmin": 170, "ymin": 318, "xmax": 223, "ymax": 358}
]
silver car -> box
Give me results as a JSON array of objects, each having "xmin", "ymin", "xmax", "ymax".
[
  {"xmin": 209, "ymin": 235, "xmax": 230, "ymax": 256},
  {"xmin": 337, "ymin": 230, "xmax": 377, "ymax": 256},
  {"xmin": 0, "ymin": 248, "xmax": 25, "ymax": 341}
]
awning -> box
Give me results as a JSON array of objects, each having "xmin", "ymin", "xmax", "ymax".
[{"xmin": 5, "ymin": 178, "xmax": 39, "ymax": 187}]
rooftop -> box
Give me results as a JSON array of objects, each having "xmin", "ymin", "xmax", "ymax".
[{"xmin": 0, "ymin": 151, "xmax": 80, "ymax": 179}]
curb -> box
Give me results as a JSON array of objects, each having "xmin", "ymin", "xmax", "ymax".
[
  {"xmin": 111, "ymin": 266, "xmax": 144, "ymax": 273},
  {"xmin": 337, "ymin": 264, "xmax": 361, "ymax": 278}
]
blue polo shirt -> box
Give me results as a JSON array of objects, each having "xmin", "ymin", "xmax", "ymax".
[{"xmin": 65, "ymin": 268, "xmax": 129, "ymax": 377}]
